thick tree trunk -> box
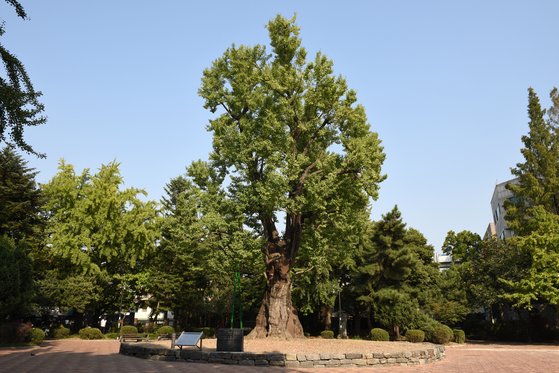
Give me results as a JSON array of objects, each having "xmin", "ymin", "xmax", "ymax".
[{"xmin": 247, "ymin": 221, "xmax": 304, "ymax": 339}]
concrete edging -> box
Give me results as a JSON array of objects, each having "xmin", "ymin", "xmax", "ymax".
[{"xmin": 119, "ymin": 343, "xmax": 445, "ymax": 368}]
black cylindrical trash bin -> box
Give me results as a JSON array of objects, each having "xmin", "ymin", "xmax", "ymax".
[{"xmin": 216, "ymin": 328, "xmax": 244, "ymax": 352}]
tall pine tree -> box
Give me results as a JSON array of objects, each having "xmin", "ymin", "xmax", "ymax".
[{"xmin": 506, "ymin": 88, "xmax": 559, "ymax": 235}]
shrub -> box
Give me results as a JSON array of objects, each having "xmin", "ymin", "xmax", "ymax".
[
  {"xmin": 453, "ymin": 329, "xmax": 465, "ymax": 344},
  {"xmin": 30, "ymin": 328, "xmax": 45, "ymax": 345},
  {"xmin": 320, "ymin": 330, "xmax": 334, "ymax": 339},
  {"xmin": 405, "ymin": 329, "xmax": 425, "ymax": 343},
  {"xmin": 104, "ymin": 332, "xmax": 119, "ymax": 340},
  {"xmin": 431, "ymin": 325, "xmax": 453, "ymax": 344},
  {"xmin": 17, "ymin": 322, "xmax": 33, "ymax": 342},
  {"xmin": 370, "ymin": 328, "xmax": 390, "ymax": 341},
  {"xmin": 53, "ymin": 325, "xmax": 70, "ymax": 339},
  {"xmin": 156, "ymin": 326, "xmax": 175, "ymax": 336},
  {"xmin": 120, "ymin": 325, "xmax": 138, "ymax": 334},
  {"xmin": 79, "ymin": 327, "xmax": 103, "ymax": 340}
]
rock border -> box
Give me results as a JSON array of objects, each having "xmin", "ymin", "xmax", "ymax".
[{"xmin": 119, "ymin": 343, "xmax": 445, "ymax": 368}]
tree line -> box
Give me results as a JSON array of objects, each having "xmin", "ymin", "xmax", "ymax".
[{"xmin": 1, "ymin": 11, "xmax": 558, "ymax": 342}]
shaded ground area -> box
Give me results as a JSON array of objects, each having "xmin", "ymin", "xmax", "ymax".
[{"xmin": 1, "ymin": 339, "xmax": 558, "ymax": 372}]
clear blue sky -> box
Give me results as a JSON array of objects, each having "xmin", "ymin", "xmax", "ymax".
[{"xmin": 4, "ymin": 0, "xmax": 558, "ymax": 251}]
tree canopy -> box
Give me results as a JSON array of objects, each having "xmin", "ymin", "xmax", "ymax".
[
  {"xmin": 0, "ymin": 1, "xmax": 46, "ymax": 157},
  {"xmin": 196, "ymin": 14, "xmax": 385, "ymax": 338}
]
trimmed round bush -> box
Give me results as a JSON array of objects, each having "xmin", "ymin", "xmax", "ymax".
[
  {"xmin": 453, "ymin": 329, "xmax": 466, "ymax": 344},
  {"xmin": 156, "ymin": 325, "xmax": 175, "ymax": 336},
  {"xmin": 320, "ymin": 330, "xmax": 334, "ymax": 339},
  {"xmin": 405, "ymin": 329, "xmax": 425, "ymax": 343},
  {"xmin": 431, "ymin": 324, "xmax": 453, "ymax": 344},
  {"xmin": 53, "ymin": 325, "xmax": 70, "ymax": 339},
  {"xmin": 30, "ymin": 328, "xmax": 45, "ymax": 345},
  {"xmin": 120, "ymin": 325, "xmax": 138, "ymax": 334},
  {"xmin": 104, "ymin": 332, "xmax": 119, "ymax": 340},
  {"xmin": 79, "ymin": 327, "xmax": 103, "ymax": 340},
  {"xmin": 370, "ymin": 328, "xmax": 390, "ymax": 341}
]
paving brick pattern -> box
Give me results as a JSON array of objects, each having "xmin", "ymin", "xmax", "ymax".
[{"xmin": 1, "ymin": 339, "xmax": 558, "ymax": 373}]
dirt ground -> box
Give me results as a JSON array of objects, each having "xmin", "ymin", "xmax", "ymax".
[{"xmin": 146, "ymin": 337, "xmax": 437, "ymax": 354}]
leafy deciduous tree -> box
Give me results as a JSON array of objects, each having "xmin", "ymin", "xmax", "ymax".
[{"xmin": 197, "ymin": 15, "xmax": 385, "ymax": 338}]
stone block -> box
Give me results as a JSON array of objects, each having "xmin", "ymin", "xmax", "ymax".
[
  {"xmin": 297, "ymin": 354, "xmax": 307, "ymax": 361},
  {"xmin": 254, "ymin": 359, "xmax": 269, "ymax": 366},
  {"xmin": 306, "ymin": 353, "xmax": 321, "ymax": 361},
  {"xmin": 285, "ymin": 361, "xmax": 300, "ymax": 368},
  {"xmin": 299, "ymin": 361, "xmax": 315, "ymax": 368},
  {"xmin": 323, "ymin": 360, "xmax": 341, "ymax": 366},
  {"xmin": 239, "ymin": 360, "xmax": 255, "ymax": 366},
  {"xmin": 353, "ymin": 359, "xmax": 367, "ymax": 366},
  {"xmin": 345, "ymin": 353, "xmax": 363, "ymax": 359},
  {"xmin": 285, "ymin": 354, "xmax": 297, "ymax": 361},
  {"xmin": 269, "ymin": 360, "xmax": 285, "ymax": 366},
  {"xmin": 367, "ymin": 358, "xmax": 381, "ymax": 365},
  {"xmin": 267, "ymin": 353, "xmax": 284, "ymax": 361}
]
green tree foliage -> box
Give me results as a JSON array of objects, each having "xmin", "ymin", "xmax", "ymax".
[
  {"xmin": 196, "ymin": 14, "xmax": 385, "ymax": 337},
  {"xmin": 506, "ymin": 88, "xmax": 559, "ymax": 235},
  {"xmin": 154, "ymin": 166, "xmax": 262, "ymax": 329},
  {"xmin": 442, "ymin": 230, "xmax": 482, "ymax": 263},
  {"xmin": 499, "ymin": 87, "xmax": 559, "ymax": 312},
  {"xmin": 39, "ymin": 160, "xmax": 159, "ymax": 321},
  {"xmin": 42, "ymin": 160, "xmax": 159, "ymax": 275},
  {"xmin": 0, "ymin": 235, "xmax": 33, "ymax": 320},
  {"xmin": 0, "ymin": 1, "xmax": 46, "ymax": 157},
  {"xmin": 0, "ymin": 146, "xmax": 42, "ymax": 241},
  {"xmin": 357, "ymin": 207, "xmax": 422, "ymax": 335},
  {"xmin": 501, "ymin": 207, "xmax": 559, "ymax": 309},
  {"xmin": 0, "ymin": 146, "xmax": 42, "ymax": 320}
]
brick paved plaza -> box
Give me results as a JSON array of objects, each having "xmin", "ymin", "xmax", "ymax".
[{"xmin": 1, "ymin": 339, "xmax": 558, "ymax": 373}]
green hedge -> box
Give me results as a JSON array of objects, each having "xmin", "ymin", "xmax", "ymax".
[
  {"xmin": 405, "ymin": 329, "xmax": 425, "ymax": 343},
  {"xmin": 120, "ymin": 325, "xmax": 138, "ymax": 334},
  {"xmin": 53, "ymin": 325, "xmax": 70, "ymax": 339},
  {"xmin": 30, "ymin": 328, "xmax": 45, "ymax": 345},
  {"xmin": 79, "ymin": 327, "xmax": 103, "ymax": 340},
  {"xmin": 156, "ymin": 326, "xmax": 175, "ymax": 336},
  {"xmin": 370, "ymin": 328, "xmax": 389, "ymax": 341},
  {"xmin": 431, "ymin": 325, "xmax": 453, "ymax": 344},
  {"xmin": 453, "ymin": 329, "xmax": 465, "ymax": 344},
  {"xmin": 320, "ymin": 330, "xmax": 334, "ymax": 339}
]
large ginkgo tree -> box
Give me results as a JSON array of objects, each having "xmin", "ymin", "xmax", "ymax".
[{"xmin": 197, "ymin": 15, "xmax": 385, "ymax": 338}]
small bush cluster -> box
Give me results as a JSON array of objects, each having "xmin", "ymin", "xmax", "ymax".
[
  {"xmin": 320, "ymin": 330, "xmax": 334, "ymax": 339},
  {"xmin": 53, "ymin": 325, "xmax": 70, "ymax": 339},
  {"xmin": 156, "ymin": 325, "xmax": 175, "ymax": 336},
  {"xmin": 405, "ymin": 329, "xmax": 425, "ymax": 343},
  {"xmin": 104, "ymin": 332, "xmax": 119, "ymax": 340},
  {"xmin": 370, "ymin": 328, "xmax": 390, "ymax": 341},
  {"xmin": 120, "ymin": 325, "xmax": 138, "ymax": 334},
  {"xmin": 431, "ymin": 324, "xmax": 454, "ymax": 344},
  {"xmin": 453, "ymin": 329, "xmax": 465, "ymax": 344},
  {"xmin": 79, "ymin": 327, "xmax": 103, "ymax": 340},
  {"xmin": 30, "ymin": 328, "xmax": 45, "ymax": 345}
]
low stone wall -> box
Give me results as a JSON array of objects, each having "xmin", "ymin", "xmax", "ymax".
[{"xmin": 119, "ymin": 343, "xmax": 445, "ymax": 368}]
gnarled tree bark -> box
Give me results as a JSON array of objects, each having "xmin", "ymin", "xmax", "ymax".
[{"xmin": 247, "ymin": 218, "xmax": 304, "ymax": 339}]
